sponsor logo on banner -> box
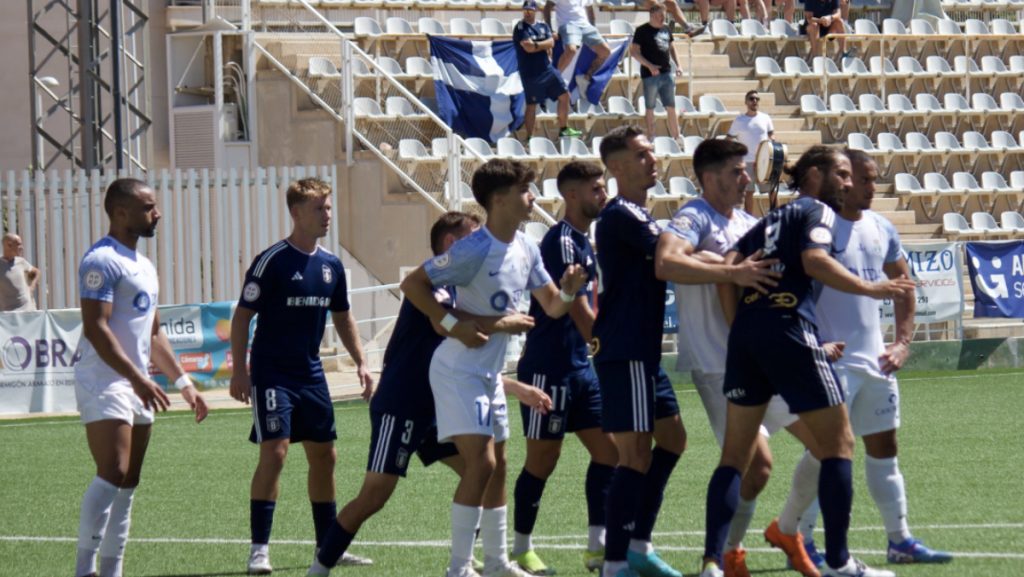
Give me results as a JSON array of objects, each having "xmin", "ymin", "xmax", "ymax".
[
  {"xmin": 965, "ymin": 241, "xmax": 1024, "ymax": 318},
  {"xmin": 880, "ymin": 242, "xmax": 963, "ymax": 324},
  {"xmin": 178, "ymin": 352, "xmax": 213, "ymax": 372},
  {"xmin": 1, "ymin": 336, "xmax": 80, "ymax": 373},
  {"xmin": 159, "ymin": 306, "xmax": 202, "ymax": 347}
]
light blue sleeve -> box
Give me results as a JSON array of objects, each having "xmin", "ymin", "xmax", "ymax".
[
  {"xmin": 424, "ymin": 231, "xmax": 489, "ymax": 287},
  {"xmin": 78, "ymin": 249, "xmax": 122, "ymax": 303},
  {"xmin": 525, "ymin": 239, "xmax": 553, "ymax": 291},
  {"xmin": 880, "ymin": 214, "xmax": 904, "ymax": 264},
  {"xmin": 666, "ymin": 201, "xmax": 709, "ymax": 247}
]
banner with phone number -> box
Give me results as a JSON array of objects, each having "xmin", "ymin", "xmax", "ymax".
[{"xmin": 879, "ymin": 241, "xmax": 964, "ymax": 324}]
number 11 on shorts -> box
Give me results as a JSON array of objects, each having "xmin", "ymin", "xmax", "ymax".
[{"xmin": 475, "ymin": 398, "xmax": 491, "ymax": 427}]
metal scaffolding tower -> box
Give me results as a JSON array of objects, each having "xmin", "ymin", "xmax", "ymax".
[{"xmin": 28, "ymin": 0, "xmax": 152, "ymax": 173}]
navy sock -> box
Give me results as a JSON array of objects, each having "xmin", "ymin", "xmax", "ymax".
[
  {"xmin": 585, "ymin": 462, "xmax": 615, "ymax": 527},
  {"xmin": 311, "ymin": 501, "xmax": 337, "ymax": 548},
  {"xmin": 633, "ymin": 447, "xmax": 680, "ymax": 541},
  {"xmin": 820, "ymin": 457, "xmax": 853, "ymax": 569},
  {"xmin": 605, "ymin": 467, "xmax": 645, "ymax": 562},
  {"xmin": 251, "ymin": 500, "xmax": 276, "ymax": 545},
  {"xmin": 317, "ymin": 519, "xmax": 356, "ymax": 568},
  {"xmin": 703, "ymin": 466, "xmax": 741, "ymax": 563},
  {"xmin": 513, "ymin": 469, "xmax": 548, "ymax": 535}
]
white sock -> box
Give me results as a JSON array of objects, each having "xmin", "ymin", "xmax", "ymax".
[
  {"xmin": 77, "ymin": 477, "xmax": 120, "ymax": 577},
  {"xmin": 725, "ymin": 498, "xmax": 756, "ymax": 551},
  {"xmin": 98, "ymin": 487, "xmax": 135, "ymax": 577},
  {"xmin": 512, "ymin": 531, "xmax": 532, "ymax": 556},
  {"xmin": 481, "ymin": 506, "xmax": 509, "ymax": 571},
  {"xmin": 604, "ymin": 560, "xmax": 628, "ymax": 576},
  {"xmin": 251, "ymin": 543, "xmax": 269, "ymax": 556},
  {"xmin": 778, "ymin": 451, "xmax": 821, "ymax": 534},
  {"xmin": 798, "ymin": 499, "xmax": 820, "ymax": 542},
  {"xmin": 588, "ymin": 525, "xmax": 606, "ymax": 552},
  {"xmin": 451, "ymin": 504, "xmax": 483, "ymax": 571},
  {"xmin": 628, "ymin": 539, "xmax": 653, "ymax": 554},
  {"xmin": 864, "ymin": 455, "xmax": 911, "ymax": 543},
  {"xmin": 309, "ymin": 558, "xmax": 331, "ymax": 576}
]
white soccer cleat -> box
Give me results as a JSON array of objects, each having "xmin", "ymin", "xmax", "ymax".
[
  {"xmin": 821, "ymin": 557, "xmax": 895, "ymax": 577},
  {"xmin": 482, "ymin": 561, "xmax": 532, "ymax": 577},
  {"xmin": 307, "ymin": 560, "xmax": 330, "ymax": 577},
  {"xmin": 447, "ymin": 564, "xmax": 481, "ymax": 577},
  {"xmin": 338, "ymin": 552, "xmax": 374, "ymax": 566},
  {"xmin": 699, "ymin": 560, "xmax": 724, "ymax": 577},
  {"xmin": 247, "ymin": 550, "xmax": 273, "ymax": 575}
]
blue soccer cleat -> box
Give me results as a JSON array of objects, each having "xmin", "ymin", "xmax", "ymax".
[
  {"xmin": 887, "ymin": 538, "xmax": 953, "ymax": 564},
  {"xmin": 626, "ymin": 550, "xmax": 682, "ymax": 577},
  {"xmin": 804, "ymin": 539, "xmax": 826, "ymax": 568}
]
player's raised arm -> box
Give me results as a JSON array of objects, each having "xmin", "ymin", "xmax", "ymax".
[
  {"xmin": 531, "ymin": 263, "xmax": 587, "ymax": 319},
  {"xmin": 401, "ymin": 265, "xmax": 487, "ymax": 347},
  {"xmin": 802, "ymin": 248, "xmax": 916, "ymax": 299},
  {"xmin": 655, "ymin": 232, "xmax": 780, "ymax": 292},
  {"xmin": 331, "ymin": 310, "xmax": 375, "ymax": 400},
  {"xmin": 150, "ymin": 310, "xmax": 207, "ymax": 422}
]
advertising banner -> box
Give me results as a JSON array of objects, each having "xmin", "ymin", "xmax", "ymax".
[
  {"xmin": 0, "ymin": 301, "xmax": 243, "ymax": 415},
  {"xmin": 881, "ymin": 241, "xmax": 964, "ymax": 324},
  {"xmin": 965, "ymin": 241, "xmax": 1024, "ymax": 318}
]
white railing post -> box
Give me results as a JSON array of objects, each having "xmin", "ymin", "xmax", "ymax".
[
  {"xmin": 342, "ymin": 39, "xmax": 354, "ymax": 167},
  {"xmin": 448, "ymin": 131, "xmax": 460, "ymax": 209}
]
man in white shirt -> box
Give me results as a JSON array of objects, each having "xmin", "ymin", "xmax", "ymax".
[
  {"xmin": 728, "ymin": 90, "xmax": 775, "ymax": 212},
  {"xmin": 543, "ymin": 0, "xmax": 611, "ymax": 91},
  {"xmin": 0, "ymin": 233, "xmax": 39, "ymax": 311}
]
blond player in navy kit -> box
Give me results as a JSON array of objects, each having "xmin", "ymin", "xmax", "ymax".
[{"xmin": 73, "ymin": 178, "xmax": 208, "ymax": 577}]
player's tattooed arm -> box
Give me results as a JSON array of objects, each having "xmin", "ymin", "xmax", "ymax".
[{"xmin": 502, "ymin": 377, "xmax": 553, "ymax": 415}]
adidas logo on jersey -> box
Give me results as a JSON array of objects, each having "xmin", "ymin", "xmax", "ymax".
[{"xmin": 291, "ymin": 272, "xmax": 303, "ymax": 281}]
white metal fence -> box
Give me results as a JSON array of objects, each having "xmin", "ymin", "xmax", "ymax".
[{"xmin": 1, "ymin": 165, "xmax": 342, "ymax": 310}]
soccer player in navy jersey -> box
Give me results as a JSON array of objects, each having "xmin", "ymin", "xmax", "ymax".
[
  {"xmin": 228, "ymin": 178, "xmax": 374, "ymax": 575},
  {"xmin": 594, "ymin": 126, "xmax": 780, "ymax": 577},
  {"xmin": 700, "ymin": 146, "xmax": 916, "ymax": 577},
  {"xmin": 307, "ymin": 213, "xmax": 553, "ymax": 576},
  {"xmin": 401, "ymin": 159, "xmax": 588, "ymax": 577},
  {"xmin": 511, "ymin": 161, "xmax": 618, "ymax": 576}
]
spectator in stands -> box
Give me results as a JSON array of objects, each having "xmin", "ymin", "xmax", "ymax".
[
  {"xmin": 727, "ymin": 90, "xmax": 774, "ymax": 212},
  {"xmin": 631, "ymin": 2, "xmax": 684, "ymax": 144},
  {"xmin": 640, "ymin": 0, "xmax": 707, "ymax": 36},
  {"xmin": 692, "ymin": 0, "xmax": 761, "ymax": 30},
  {"xmin": 803, "ymin": 0, "xmax": 847, "ymax": 59},
  {"xmin": 0, "ymin": 233, "xmax": 39, "ymax": 312},
  {"xmin": 771, "ymin": 0, "xmax": 796, "ymax": 22},
  {"xmin": 515, "ymin": 0, "xmax": 582, "ymax": 139},
  {"xmin": 543, "ymin": 0, "xmax": 612, "ymax": 93}
]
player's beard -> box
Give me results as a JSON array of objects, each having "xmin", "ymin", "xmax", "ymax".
[
  {"xmin": 818, "ymin": 180, "xmax": 846, "ymax": 212},
  {"xmin": 136, "ymin": 221, "xmax": 158, "ymax": 238}
]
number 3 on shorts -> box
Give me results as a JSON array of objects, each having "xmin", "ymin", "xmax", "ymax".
[{"xmin": 265, "ymin": 388, "xmax": 277, "ymax": 412}]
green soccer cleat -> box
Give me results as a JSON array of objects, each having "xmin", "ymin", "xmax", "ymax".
[
  {"xmin": 512, "ymin": 550, "xmax": 556, "ymax": 576},
  {"xmin": 583, "ymin": 549, "xmax": 604, "ymax": 572}
]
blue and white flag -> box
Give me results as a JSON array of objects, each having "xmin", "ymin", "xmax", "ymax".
[
  {"xmin": 965, "ymin": 241, "xmax": 1024, "ymax": 318},
  {"xmin": 429, "ymin": 35, "xmax": 525, "ymax": 144},
  {"xmin": 552, "ymin": 36, "xmax": 631, "ymax": 105}
]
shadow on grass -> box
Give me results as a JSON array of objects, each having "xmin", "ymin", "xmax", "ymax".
[{"xmin": 152, "ymin": 567, "xmax": 302, "ymax": 577}]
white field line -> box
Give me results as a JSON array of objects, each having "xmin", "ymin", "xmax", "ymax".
[{"xmin": 2, "ymin": 523, "xmax": 1023, "ymax": 559}]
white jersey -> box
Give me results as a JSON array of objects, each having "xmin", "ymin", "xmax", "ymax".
[
  {"xmin": 815, "ymin": 211, "xmax": 903, "ymax": 377},
  {"xmin": 731, "ymin": 112, "xmax": 774, "ymax": 163},
  {"xmin": 424, "ymin": 226, "xmax": 551, "ymax": 378},
  {"xmin": 74, "ymin": 236, "xmax": 160, "ymax": 393},
  {"xmin": 667, "ymin": 199, "xmax": 758, "ymax": 373},
  {"xmin": 554, "ymin": 0, "xmax": 592, "ymax": 27}
]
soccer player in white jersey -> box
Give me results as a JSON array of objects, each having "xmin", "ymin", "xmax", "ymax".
[
  {"xmin": 401, "ymin": 159, "xmax": 588, "ymax": 577},
  {"xmin": 780, "ymin": 149, "xmax": 952, "ymax": 565},
  {"xmin": 666, "ymin": 139, "xmax": 821, "ymax": 577},
  {"xmin": 73, "ymin": 178, "xmax": 208, "ymax": 577}
]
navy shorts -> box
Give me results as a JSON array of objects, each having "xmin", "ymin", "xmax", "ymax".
[
  {"xmin": 524, "ymin": 68, "xmax": 568, "ymax": 105},
  {"xmin": 517, "ymin": 366, "xmax": 603, "ymax": 440},
  {"xmin": 249, "ymin": 380, "xmax": 336, "ymax": 444},
  {"xmin": 595, "ymin": 360, "xmax": 679, "ymax": 433},
  {"xmin": 366, "ymin": 410, "xmax": 459, "ymax": 477},
  {"xmin": 723, "ymin": 313, "xmax": 845, "ymax": 413}
]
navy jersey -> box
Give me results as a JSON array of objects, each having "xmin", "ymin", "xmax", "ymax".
[
  {"xmin": 593, "ymin": 196, "xmax": 666, "ymax": 365},
  {"xmin": 731, "ymin": 196, "xmax": 836, "ymax": 324},
  {"xmin": 513, "ymin": 20, "xmax": 555, "ymax": 78},
  {"xmin": 519, "ymin": 221, "xmax": 596, "ymax": 375},
  {"xmin": 370, "ymin": 287, "xmax": 454, "ymax": 417},
  {"xmin": 238, "ymin": 241, "xmax": 350, "ymax": 383}
]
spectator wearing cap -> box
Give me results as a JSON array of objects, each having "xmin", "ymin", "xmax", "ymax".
[
  {"xmin": 515, "ymin": 0, "xmax": 582, "ymax": 139},
  {"xmin": 631, "ymin": 2, "xmax": 684, "ymax": 144}
]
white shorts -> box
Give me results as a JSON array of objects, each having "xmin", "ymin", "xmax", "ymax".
[
  {"xmin": 76, "ymin": 382, "xmax": 154, "ymax": 426},
  {"xmin": 429, "ymin": 358, "xmax": 509, "ymax": 444},
  {"xmin": 693, "ymin": 370, "xmax": 797, "ymax": 447},
  {"xmin": 839, "ymin": 368, "xmax": 900, "ymax": 436}
]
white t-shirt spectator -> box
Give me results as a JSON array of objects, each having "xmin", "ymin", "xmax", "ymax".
[
  {"xmin": 554, "ymin": 0, "xmax": 592, "ymax": 27},
  {"xmin": 731, "ymin": 112, "xmax": 774, "ymax": 162}
]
